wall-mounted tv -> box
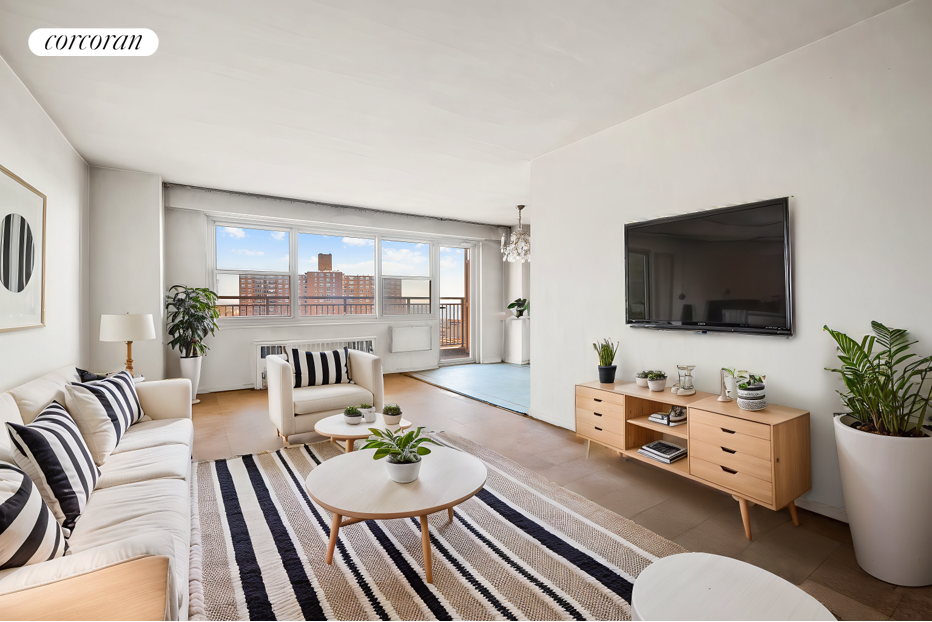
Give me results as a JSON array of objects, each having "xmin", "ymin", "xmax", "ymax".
[{"xmin": 625, "ymin": 197, "xmax": 792, "ymax": 336}]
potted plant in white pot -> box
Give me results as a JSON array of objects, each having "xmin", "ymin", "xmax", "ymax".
[
  {"xmin": 165, "ymin": 284, "xmax": 219, "ymax": 405},
  {"xmin": 824, "ymin": 321, "xmax": 932, "ymax": 586},
  {"xmin": 507, "ymin": 297, "xmax": 529, "ymax": 318},
  {"xmin": 635, "ymin": 370, "xmax": 651, "ymax": 387},
  {"xmin": 359, "ymin": 403, "xmax": 376, "ymax": 423},
  {"xmin": 382, "ymin": 403, "xmax": 403, "ymax": 426},
  {"xmin": 362, "ymin": 426, "xmax": 440, "ymax": 483},
  {"xmin": 647, "ymin": 371, "xmax": 667, "ymax": 392},
  {"xmin": 593, "ymin": 338, "xmax": 619, "ymax": 384}
]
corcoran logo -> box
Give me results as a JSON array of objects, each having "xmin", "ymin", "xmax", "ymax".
[{"xmin": 29, "ymin": 28, "xmax": 158, "ymax": 56}]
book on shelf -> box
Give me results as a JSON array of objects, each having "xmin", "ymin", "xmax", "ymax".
[
  {"xmin": 648, "ymin": 412, "xmax": 687, "ymax": 427},
  {"xmin": 637, "ymin": 447, "xmax": 687, "ymax": 464},
  {"xmin": 638, "ymin": 440, "xmax": 687, "ymax": 464}
]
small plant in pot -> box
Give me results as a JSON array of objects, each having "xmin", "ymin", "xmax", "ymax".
[
  {"xmin": 165, "ymin": 284, "xmax": 219, "ymax": 404},
  {"xmin": 382, "ymin": 403, "xmax": 403, "ymax": 426},
  {"xmin": 824, "ymin": 321, "xmax": 932, "ymax": 586},
  {"xmin": 593, "ymin": 339, "xmax": 619, "ymax": 383},
  {"xmin": 736, "ymin": 374, "xmax": 767, "ymax": 411},
  {"xmin": 343, "ymin": 406, "xmax": 363, "ymax": 425},
  {"xmin": 362, "ymin": 426, "xmax": 440, "ymax": 483},
  {"xmin": 359, "ymin": 403, "xmax": 376, "ymax": 423},
  {"xmin": 635, "ymin": 370, "xmax": 651, "ymax": 388},
  {"xmin": 647, "ymin": 371, "xmax": 667, "ymax": 392},
  {"xmin": 507, "ymin": 297, "xmax": 529, "ymax": 318}
]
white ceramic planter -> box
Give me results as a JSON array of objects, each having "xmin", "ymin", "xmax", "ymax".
[
  {"xmin": 636, "ymin": 377, "xmax": 649, "ymax": 388},
  {"xmin": 383, "ymin": 413, "xmax": 403, "ymax": 426},
  {"xmin": 179, "ymin": 356, "xmax": 202, "ymax": 405},
  {"xmin": 834, "ymin": 415, "xmax": 932, "ymax": 586},
  {"xmin": 385, "ymin": 459, "xmax": 421, "ymax": 483},
  {"xmin": 647, "ymin": 379, "xmax": 666, "ymax": 392},
  {"xmin": 344, "ymin": 414, "xmax": 363, "ymax": 425},
  {"xmin": 362, "ymin": 408, "xmax": 376, "ymax": 423}
]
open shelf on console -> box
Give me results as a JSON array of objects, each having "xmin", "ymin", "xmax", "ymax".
[
  {"xmin": 628, "ymin": 416, "xmax": 688, "ymax": 439},
  {"xmin": 627, "ymin": 444, "xmax": 694, "ymax": 478}
]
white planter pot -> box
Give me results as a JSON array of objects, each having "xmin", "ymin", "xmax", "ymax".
[
  {"xmin": 834, "ymin": 415, "xmax": 932, "ymax": 586},
  {"xmin": 362, "ymin": 408, "xmax": 376, "ymax": 423},
  {"xmin": 636, "ymin": 377, "xmax": 649, "ymax": 388},
  {"xmin": 385, "ymin": 459, "xmax": 421, "ymax": 483},
  {"xmin": 179, "ymin": 356, "xmax": 202, "ymax": 405},
  {"xmin": 647, "ymin": 379, "xmax": 666, "ymax": 392},
  {"xmin": 383, "ymin": 413, "xmax": 403, "ymax": 426},
  {"xmin": 344, "ymin": 414, "xmax": 363, "ymax": 425}
]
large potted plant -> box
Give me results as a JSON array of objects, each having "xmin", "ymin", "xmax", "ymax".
[
  {"xmin": 824, "ymin": 321, "xmax": 932, "ymax": 586},
  {"xmin": 593, "ymin": 339, "xmax": 619, "ymax": 383},
  {"xmin": 362, "ymin": 426, "xmax": 440, "ymax": 483},
  {"xmin": 165, "ymin": 285, "xmax": 219, "ymax": 405}
]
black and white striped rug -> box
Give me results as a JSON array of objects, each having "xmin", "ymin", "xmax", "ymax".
[{"xmin": 189, "ymin": 433, "xmax": 686, "ymax": 620}]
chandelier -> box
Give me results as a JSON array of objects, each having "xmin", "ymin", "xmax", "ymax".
[{"xmin": 501, "ymin": 205, "xmax": 530, "ymax": 263}]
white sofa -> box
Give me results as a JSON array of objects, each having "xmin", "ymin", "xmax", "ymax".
[
  {"xmin": 267, "ymin": 350, "xmax": 384, "ymax": 444},
  {"xmin": 0, "ymin": 365, "xmax": 193, "ymax": 621}
]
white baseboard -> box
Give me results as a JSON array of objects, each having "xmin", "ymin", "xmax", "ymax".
[
  {"xmin": 527, "ymin": 408, "xmax": 573, "ymax": 430},
  {"xmin": 794, "ymin": 497, "xmax": 848, "ymax": 523},
  {"xmin": 197, "ymin": 382, "xmax": 257, "ymax": 394}
]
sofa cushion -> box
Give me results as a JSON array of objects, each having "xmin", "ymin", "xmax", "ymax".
[
  {"xmin": 96, "ymin": 444, "xmax": 190, "ymax": 489},
  {"xmin": 0, "ymin": 462, "xmax": 67, "ymax": 569},
  {"xmin": 293, "ymin": 383, "xmax": 373, "ymax": 415},
  {"xmin": 6, "ymin": 402, "xmax": 99, "ymax": 537},
  {"xmin": 112, "ymin": 418, "xmax": 193, "ymax": 454},
  {"xmin": 7, "ymin": 366, "xmax": 79, "ymax": 424},
  {"xmin": 65, "ymin": 371, "xmax": 144, "ymax": 466}
]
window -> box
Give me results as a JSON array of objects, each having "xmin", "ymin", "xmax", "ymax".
[
  {"xmin": 297, "ymin": 233, "xmax": 374, "ymax": 316},
  {"xmin": 215, "ymin": 226, "xmax": 291, "ymax": 317},
  {"xmin": 381, "ymin": 240, "xmax": 431, "ymax": 315}
]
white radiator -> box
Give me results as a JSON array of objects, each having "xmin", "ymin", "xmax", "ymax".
[
  {"xmin": 253, "ymin": 337, "xmax": 376, "ymax": 389},
  {"xmin": 391, "ymin": 326, "xmax": 431, "ymax": 353}
]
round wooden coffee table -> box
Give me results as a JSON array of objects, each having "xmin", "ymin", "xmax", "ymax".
[
  {"xmin": 632, "ymin": 553, "xmax": 834, "ymax": 620},
  {"xmin": 305, "ymin": 446, "xmax": 487, "ymax": 583},
  {"xmin": 313, "ymin": 413, "xmax": 412, "ymax": 452}
]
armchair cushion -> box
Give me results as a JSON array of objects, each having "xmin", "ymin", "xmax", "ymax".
[
  {"xmin": 293, "ymin": 384, "xmax": 373, "ymax": 415},
  {"xmin": 289, "ymin": 347, "xmax": 352, "ymax": 388}
]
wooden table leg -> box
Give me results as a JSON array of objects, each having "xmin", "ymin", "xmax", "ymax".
[
  {"xmin": 447, "ymin": 507, "xmax": 454, "ymax": 522},
  {"xmin": 326, "ymin": 513, "xmax": 341, "ymax": 564},
  {"xmin": 585, "ymin": 439, "xmax": 591, "ymax": 460},
  {"xmin": 420, "ymin": 515, "xmax": 433, "ymax": 583},
  {"xmin": 788, "ymin": 500, "xmax": 800, "ymax": 526},
  {"xmin": 346, "ymin": 438, "xmax": 355, "ymax": 453},
  {"xmin": 738, "ymin": 497, "xmax": 752, "ymax": 540}
]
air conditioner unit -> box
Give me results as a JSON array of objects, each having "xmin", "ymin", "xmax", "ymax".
[{"xmin": 253, "ymin": 337, "xmax": 376, "ymax": 389}]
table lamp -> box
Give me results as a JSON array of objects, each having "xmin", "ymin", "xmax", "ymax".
[{"xmin": 100, "ymin": 313, "xmax": 156, "ymax": 376}]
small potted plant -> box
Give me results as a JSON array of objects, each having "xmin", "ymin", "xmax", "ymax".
[
  {"xmin": 507, "ymin": 298, "xmax": 529, "ymax": 318},
  {"xmin": 737, "ymin": 374, "xmax": 767, "ymax": 411},
  {"xmin": 359, "ymin": 403, "xmax": 376, "ymax": 423},
  {"xmin": 382, "ymin": 403, "xmax": 403, "ymax": 426},
  {"xmin": 635, "ymin": 370, "xmax": 651, "ymax": 388},
  {"xmin": 362, "ymin": 426, "xmax": 441, "ymax": 483},
  {"xmin": 343, "ymin": 406, "xmax": 363, "ymax": 425},
  {"xmin": 647, "ymin": 371, "xmax": 667, "ymax": 392},
  {"xmin": 593, "ymin": 338, "xmax": 619, "ymax": 383}
]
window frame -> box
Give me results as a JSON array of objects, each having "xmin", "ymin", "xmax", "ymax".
[
  {"xmin": 378, "ymin": 237, "xmax": 434, "ymax": 318},
  {"xmin": 212, "ymin": 222, "xmax": 294, "ymax": 319}
]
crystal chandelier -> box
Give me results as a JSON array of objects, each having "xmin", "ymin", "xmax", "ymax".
[{"xmin": 501, "ymin": 205, "xmax": 530, "ymax": 263}]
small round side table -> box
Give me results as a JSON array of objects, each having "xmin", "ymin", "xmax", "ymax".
[{"xmin": 313, "ymin": 413, "xmax": 412, "ymax": 452}]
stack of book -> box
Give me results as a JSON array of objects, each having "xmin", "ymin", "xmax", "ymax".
[
  {"xmin": 638, "ymin": 440, "xmax": 687, "ymax": 464},
  {"xmin": 648, "ymin": 411, "xmax": 687, "ymax": 427}
]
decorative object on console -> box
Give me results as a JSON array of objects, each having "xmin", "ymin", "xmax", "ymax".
[
  {"xmin": 0, "ymin": 164, "xmax": 45, "ymax": 333},
  {"xmin": 718, "ymin": 367, "xmax": 744, "ymax": 402},
  {"xmin": 0, "ymin": 462, "xmax": 67, "ymax": 569},
  {"xmin": 165, "ymin": 284, "xmax": 219, "ymax": 405},
  {"xmin": 648, "ymin": 406, "xmax": 687, "ymax": 427},
  {"xmin": 361, "ymin": 426, "xmax": 440, "ymax": 483},
  {"xmin": 737, "ymin": 373, "xmax": 767, "ymax": 411},
  {"xmin": 359, "ymin": 403, "xmax": 376, "ymax": 423},
  {"xmin": 671, "ymin": 364, "xmax": 696, "ymax": 395},
  {"xmin": 507, "ymin": 297, "xmax": 528, "ymax": 318},
  {"xmin": 382, "ymin": 403, "xmax": 403, "ymax": 426},
  {"xmin": 825, "ymin": 321, "xmax": 932, "ymax": 586},
  {"xmin": 635, "ymin": 370, "xmax": 650, "ymax": 387},
  {"xmin": 99, "ymin": 313, "xmax": 156, "ymax": 378},
  {"xmin": 647, "ymin": 371, "xmax": 667, "ymax": 392},
  {"xmin": 593, "ymin": 338, "xmax": 619, "ymax": 383},
  {"xmin": 343, "ymin": 406, "xmax": 362, "ymax": 425},
  {"xmin": 500, "ymin": 204, "xmax": 530, "ymax": 263}
]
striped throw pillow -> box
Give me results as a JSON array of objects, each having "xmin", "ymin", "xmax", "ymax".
[
  {"xmin": 290, "ymin": 348, "xmax": 353, "ymax": 388},
  {"xmin": 64, "ymin": 370, "xmax": 144, "ymax": 465},
  {"xmin": 6, "ymin": 401, "xmax": 100, "ymax": 537},
  {"xmin": 0, "ymin": 462, "xmax": 67, "ymax": 569}
]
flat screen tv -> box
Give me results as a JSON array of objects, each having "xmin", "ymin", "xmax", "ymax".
[{"xmin": 625, "ymin": 197, "xmax": 792, "ymax": 336}]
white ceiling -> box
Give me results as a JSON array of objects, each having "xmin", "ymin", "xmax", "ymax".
[{"xmin": 0, "ymin": 0, "xmax": 906, "ymax": 224}]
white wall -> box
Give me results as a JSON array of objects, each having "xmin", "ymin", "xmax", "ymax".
[
  {"xmin": 529, "ymin": 0, "xmax": 932, "ymax": 516},
  {"xmin": 163, "ymin": 186, "xmax": 505, "ymax": 391},
  {"xmin": 88, "ymin": 167, "xmax": 164, "ymax": 378},
  {"xmin": 0, "ymin": 55, "xmax": 88, "ymax": 390}
]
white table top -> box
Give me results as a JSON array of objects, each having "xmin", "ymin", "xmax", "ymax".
[
  {"xmin": 632, "ymin": 553, "xmax": 834, "ymax": 621},
  {"xmin": 313, "ymin": 413, "xmax": 412, "ymax": 440},
  {"xmin": 305, "ymin": 446, "xmax": 487, "ymax": 519}
]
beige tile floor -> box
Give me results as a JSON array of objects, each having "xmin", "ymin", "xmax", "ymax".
[{"xmin": 192, "ymin": 373, "xmax": 930, "ymax": 621}]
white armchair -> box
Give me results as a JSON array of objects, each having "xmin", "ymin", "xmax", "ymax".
[{"xmin": 267, "ymin": 350, "xmax": 384, "ymax": 443}]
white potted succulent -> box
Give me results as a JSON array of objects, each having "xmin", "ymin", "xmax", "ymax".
[
  {"xmin": 359, "ymin": 403, "xmax": 376, "ymax": 423},
  {"xmin": 343, "ymin": 406, "xmax": 363, "ymax": 425},
  {"xmin": 635, "ymin": 370, "xmax": 651, "ymax": 388},
  {"xmin": 362, "ymin": 426, "xmax": 440, "ymax": 483},
  {"xmin": 382, "ymin": 403, "xmax": 403, "ymax": 426},
  {"xmin": 165, "ymin": 285, "xmax": 219, "ymax": 405},
  {"xmin": 647, "ymin": 371, "xmax": 667, "ymax": 392},
  {"xmin": 824, "ymin": 321, "xmax": 932, "ymax": 586}
]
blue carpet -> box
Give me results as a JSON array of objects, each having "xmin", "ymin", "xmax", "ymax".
[{"xmin": 407, "ymin": 363, "xmax": 530, "ymax": 414}]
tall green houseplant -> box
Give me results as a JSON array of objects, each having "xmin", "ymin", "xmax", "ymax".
[{"xmin": 165, "ymin": 285, "xmax": 220, "ymax": 358}]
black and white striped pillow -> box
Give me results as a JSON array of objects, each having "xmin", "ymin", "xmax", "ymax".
[
  {"xmin": 0, "ymin": 462, "xmax": 67, "ymax": 569},
  {"xmin": 64, "ymin": 370, "xmax": 144, "ymax": 465},
  {"xmin": 6, "ymin": 402, "xmax": 100, "ymax": 537},
  {"xmin": 290, "ymin": 347, "xmax": 353, "ymax": 388}
]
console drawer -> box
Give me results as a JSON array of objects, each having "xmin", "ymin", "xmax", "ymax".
[
  {"xmin": 690, "ymin": 439, "xmax": 773, "ymax": 482},
  {"xmin": 691, "ymin": 456, "xmax": 773, "ymax": 504},
  {"xmin": 576, "ymin": 408, "xmax": 626, "ymax": 435},
  {"xmin": 576, "ymin": 420, "xmax": 625, "ymax": 451},
  {"xmin": 690, "ymin": 421, "xmax": 772, "ymax": 461},
  {"xmin": 575, "ymin": 386, "xmax": 626, "ymax": 408},
  {"xmin": 690, "ymin": 409, "xmax": 770, "ymax": 440},
  {"xmin": 576, "ymin": 395, "xmax": 626, "ymax": 419}
]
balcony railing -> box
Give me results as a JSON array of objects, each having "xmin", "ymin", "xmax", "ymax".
[{"xmin": 439, "ymin": 297, "xmax": 467, "ymax": 350}]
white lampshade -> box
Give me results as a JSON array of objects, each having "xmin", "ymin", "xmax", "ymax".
[{"xmin": 100, "ymin": 314, "xmax": 156, "ymax": 342}]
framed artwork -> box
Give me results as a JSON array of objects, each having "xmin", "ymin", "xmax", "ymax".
[{"xmin": 0, "ymin": 164, "xmax": 46, "ymax": 332}]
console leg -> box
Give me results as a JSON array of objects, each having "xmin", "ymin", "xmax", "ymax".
[
  {"xmin": 788, "ymin": 500, "xmax": 800, "ymax": 526},
  {"xmin": 586, "ymin": 439, "xmax": 591, "ymax": 460},
  {"xmin": 738, "ymin": 497, "xmax": 752, "ymax": 540}
]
